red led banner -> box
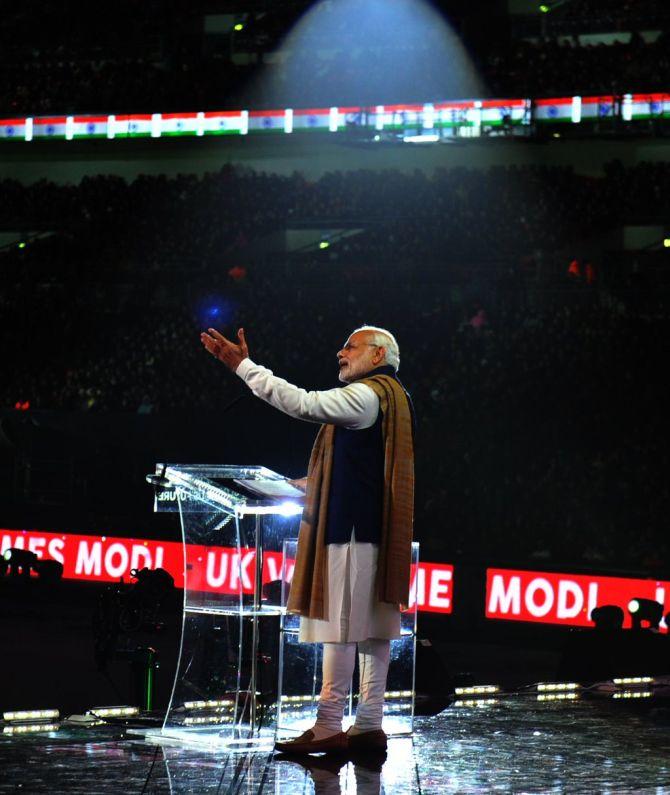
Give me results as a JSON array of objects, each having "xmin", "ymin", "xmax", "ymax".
[
  {"xmin": 411, "ymin": 560, "xmax": 454, "ymax": 614},
  {"xmin": 486, "ymin": 568, "xmax": 669, "ymax": 632},
  {"xmin": 6, "ymin": 530, "xmax": 670, "ymax": 628},
  {"xmin": 0, "ymin": 529, "xmax": 453, "ymax": 615}
]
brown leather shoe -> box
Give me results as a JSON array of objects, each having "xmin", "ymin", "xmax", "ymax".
[
  {"xmin": 346, "ymin": 728, "xmax": 388, "ymax": 751},
  {"xmin": 274, "ymin": 728, "xmax": 348, "ymax": 755}
]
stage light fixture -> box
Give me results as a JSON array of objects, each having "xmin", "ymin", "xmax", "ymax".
[
  {"xmin": 233, "ymin": 23, "xmax": 244, "ymax": 31},
  {"xmin": 280, "ymin": 695, "xmax": 317, "ymax": 703},
  {"xmin": 3, "ymin": 708, "xmax": 59, "ymax": 721},
  {"xmin": 539, "ymin": 0, "xmax": 569, "ymax": 12},
  {"xmin": 537, "ymin": 682, "xmax": 580, "ymax": 692},
  {"xmin": 184, "ymin": 715, "xmax": 229, "ymax": 726},
  {"xmin": 183, "ymin": 699, "xmax": 234, "ymax": 710},
  {"xmin": 182, "ymin": 706, "xmax": 234, "ymax": 719},
  {"xmin": 2, "ymin": 549, "xmax": 63, "ymax": 583},
  {"xmin": 628, "ymin": 598, "xmax": 664, "ymax": 630},
  {"xmin": 34, "ymin": 559, "xmax": 63, "ymax": 583},
  {"xmin": 2, "ymin": 547, "xmax": 38, "ymax": 578},
  {"xmin": 85, "ymin": 706, "xmax": 139, "ymax": 718},
  {"xmin": 590, "ymin": 604, "xmax": 624, "ymax": 630},
  {"xmin": 281, "ymin": 709, "xmax": 321, "ymax": 719},
  {"xmin": 454, "ymin": 685, "xmax": 499, "ymax": 695},
  {"xmin": 612, "ymin": 676, "xmax": 654, "ymax": 686}
]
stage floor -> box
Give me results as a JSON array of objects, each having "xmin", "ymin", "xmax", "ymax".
[{"xmin": 1, "ymin": 694, "xmax": 669, "ymax": 793}]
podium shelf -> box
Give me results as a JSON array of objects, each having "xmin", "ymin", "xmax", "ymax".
[{"xmin": 185, "ymin": 605, "xmax": 286, "ymax": 617}]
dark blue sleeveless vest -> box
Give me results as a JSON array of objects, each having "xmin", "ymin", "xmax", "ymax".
[{"xmin": 325, "ymin": 365, "xmax": 413, "ymax": 545}]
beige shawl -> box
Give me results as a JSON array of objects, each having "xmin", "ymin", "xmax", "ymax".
[{"xmin": 287, "ymin": 374, "xmax": 415, "ymax": 619}]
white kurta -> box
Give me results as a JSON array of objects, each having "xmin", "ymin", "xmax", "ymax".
[
  {"xmin": 236, "ymin": 358, "xmax": 401, "ymax": 643},
  {"xmin": 298, "ymin": 535, "xmax": 401, "ymax": 643}
]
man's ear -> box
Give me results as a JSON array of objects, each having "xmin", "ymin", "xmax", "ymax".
[{"xmin": 374, "ymin": 346, "xmax": 386, "ymax": 366}]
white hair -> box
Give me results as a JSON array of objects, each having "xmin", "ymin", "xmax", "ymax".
[{"xmin": 352, "ymin": 325, "xmax": 400, "ymax": 371}]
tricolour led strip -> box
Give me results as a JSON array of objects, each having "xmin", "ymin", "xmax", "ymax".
[
  {"xmin": 3, "ymin": 91, "xmax": 668, "ymax": 144},
  {"xmin": 0, "ymin": 98, "xmax": 535, "ymax": 144}
]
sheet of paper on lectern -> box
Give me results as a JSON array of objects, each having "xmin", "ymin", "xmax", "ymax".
[{"xmin": 233, "ymin": 479, "xmax": 304, "ymax": 499}]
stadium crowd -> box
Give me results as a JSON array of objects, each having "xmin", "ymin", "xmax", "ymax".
[
  {"xmin": 1, "ymin": 162, "xmax": 669, "ymax": 573},
  {"xmin": 2, "ymin": 160, "xmax": 670, "ymax": 281},
  {"xmin": 536, "ymin": 0, "xmax": 670, "ymax": 34},
  {"xmin": 1, "ymin": 36, "xmax": 669, "ymax": 115},
  {"xmin": 483, "ymin": 34, "xmax": 670, "ymax": 100}
]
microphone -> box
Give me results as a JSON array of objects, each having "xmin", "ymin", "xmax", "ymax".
[{"xmin": 146, "ymin": 464, "xmax": 170, "ymax": 488}]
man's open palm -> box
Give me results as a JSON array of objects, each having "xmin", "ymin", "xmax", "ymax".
[{"xmin": 201, "ymin": 327, "xmax": 249, "ymax": 372}]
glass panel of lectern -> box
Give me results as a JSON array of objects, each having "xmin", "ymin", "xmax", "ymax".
[
  {"xmin": 146, "ymin": 464, "xmax": 303, "ymax": 751},
  {"xmin": 277, "ymin": 539, "xmax": 419, "ymax": 739}
]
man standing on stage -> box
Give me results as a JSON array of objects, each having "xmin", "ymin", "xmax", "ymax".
[{"xmin": 201, "ymin": 325, "xmax": 415, "ymax": 754}]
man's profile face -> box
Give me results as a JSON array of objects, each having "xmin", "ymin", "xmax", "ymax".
[{"xmin": 337, "ymin": 331, "xmax": 382, "ymax": 383}]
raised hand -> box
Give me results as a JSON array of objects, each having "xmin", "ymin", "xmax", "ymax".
[{"xmin": 201, "ymin": 327, "xmax": 249, "ymax": 372}]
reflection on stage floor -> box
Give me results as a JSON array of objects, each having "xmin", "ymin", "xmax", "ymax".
[{"xmin": 1, "ymin": 693, "xmax": 669, "ymax": 793}]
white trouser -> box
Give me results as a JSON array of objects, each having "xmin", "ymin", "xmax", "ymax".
[{"xmin": 315, "ymin": 638, "xmax": 391, "ymax": 733}]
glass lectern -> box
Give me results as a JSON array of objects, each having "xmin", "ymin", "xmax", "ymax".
[{"xmin": 144, "ymin": 464, "xmax": 303, "ymax": 751}]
